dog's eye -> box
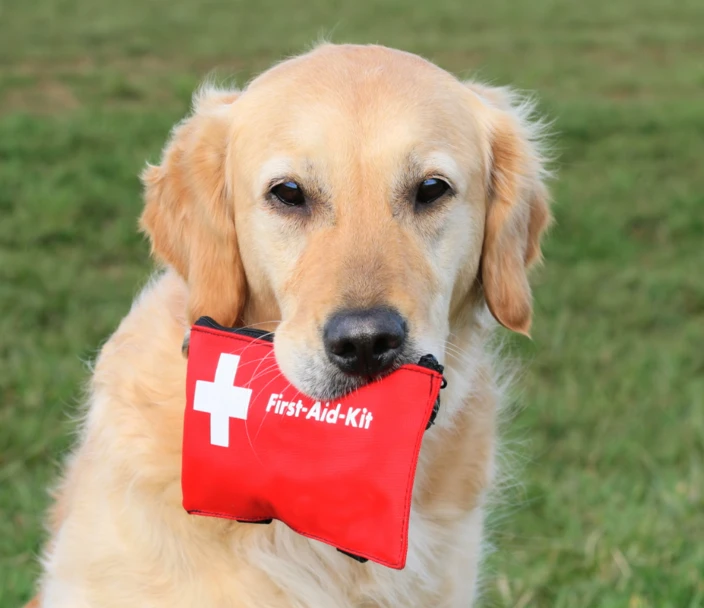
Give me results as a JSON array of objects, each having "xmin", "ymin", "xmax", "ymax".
[
  {"xmin": 271, "ymin": 181, "xmax": 306, "ymax": 206},
  {"xmin": 415, "ymin": 178, "xmax": 451, "ymax": 206}
]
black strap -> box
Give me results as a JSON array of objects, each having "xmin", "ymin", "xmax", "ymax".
[{"xmin": 337, "ymin": 549, "xmax": 369, "ymax": 563}]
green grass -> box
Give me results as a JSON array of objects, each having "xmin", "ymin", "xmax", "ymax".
[{"xmin": 1, "ymin": 0, "xmax": 703, "ymax": 606}]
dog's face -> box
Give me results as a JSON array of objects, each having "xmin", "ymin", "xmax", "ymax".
[{"xmin": 141, "ymin": 44, "xmax": 550, "ymax": 398}]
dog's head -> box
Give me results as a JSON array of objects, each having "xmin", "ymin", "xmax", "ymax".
[{"xmin": 141, "ymin": 44, "xmax": 551, "ymax": 398}]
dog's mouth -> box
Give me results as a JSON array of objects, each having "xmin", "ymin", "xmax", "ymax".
[
  {"xmin": 307, "ymin": 362, "xmax": 406, "ymax": 401},
  {"xmin": 188, "ymin": 317, "xmax": 441, "ymax": 401}
]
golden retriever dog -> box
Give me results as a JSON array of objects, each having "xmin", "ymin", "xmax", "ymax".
[{"xmin": 31, "ymin": 43, "xmax": 551, "ymax": 607}]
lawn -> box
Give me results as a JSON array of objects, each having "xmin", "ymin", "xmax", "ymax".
[{"xmin": 1, "ymin": 0, "xmax": 703, "ymax": 606}]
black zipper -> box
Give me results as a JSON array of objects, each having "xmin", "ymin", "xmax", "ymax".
[{"xmin": 194, "ymin": 316, "xmax": 275, "ymax": 342}]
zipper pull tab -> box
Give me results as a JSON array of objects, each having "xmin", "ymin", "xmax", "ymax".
[{"xmin": 416, "ymin": 354, "xmax": 447, "ymax": 429}]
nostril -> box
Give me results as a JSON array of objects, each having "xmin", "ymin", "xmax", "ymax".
[
  {"xmin": 372, "ymin": 334, "xmax": 401, "ymax": 356},
  {"xmin": 330, "ymin": 338, "xmax": 356, "ymax": 358},
  {"xmin": 372, "ymin": 338, "xmax": 387, "ymax": 356}
]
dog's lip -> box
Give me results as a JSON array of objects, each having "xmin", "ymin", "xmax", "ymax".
[
  {"xmin": 292, "ymin": 371, "xmax": 378, "ymax": 401},
  {"xmin": 305, "ymin": 356, "xmax": 416, "ymax": 400}
]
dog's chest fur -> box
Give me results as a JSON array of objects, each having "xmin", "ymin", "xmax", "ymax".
[{"xmin": 42, "ymin": 272, "xmax": 496, "ymax": 608}]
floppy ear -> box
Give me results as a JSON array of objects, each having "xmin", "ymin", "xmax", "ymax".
[
  {"xmin": 140, "ymin": 86, "xmax": 246, "ymax": 327},
  {"xmin": 468, "ymin": 83, "xmax": 552, "ymax": 336}
]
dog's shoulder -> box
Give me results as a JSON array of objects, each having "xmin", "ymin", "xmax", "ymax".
[
  {"xmin": 94, "ymin": 270, "xmax": 188, "ymax": 401},
  {"xmin": 82, "ymin": 270, "xmax": 190, "ymax": 492}
]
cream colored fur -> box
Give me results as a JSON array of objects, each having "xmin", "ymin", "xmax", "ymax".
[{"xmin": 32, "ymin": 43, "xmax": 551, "ymax": 608}]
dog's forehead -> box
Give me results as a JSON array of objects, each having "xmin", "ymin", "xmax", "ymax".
[{"xmin": 235, "ymin": 45, "xmax": 483, "ymax": 179}]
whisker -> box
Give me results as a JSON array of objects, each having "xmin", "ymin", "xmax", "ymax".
[
  {"xmin": 242, "ymin": 339, "xmax": 278, "ymax": 385},
  {"xmin": 253, "ymin": 379, "xmax": 295, "ymax": 444},
  {"xmin": 225, "ymin": 329, "xmax": 277, "ymax": 369},
  {"xmin": 237, "ymin": 320, "xmax": 282, "ymax": 330},
  {"xmin": 443, "ymin": 343, "xmax": 472, "ymax": 362},
  {"xmin": 245, "ymin": 361, "xmax": 281, "ymax": 386}
]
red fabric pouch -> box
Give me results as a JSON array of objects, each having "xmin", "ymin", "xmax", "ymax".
[{"xmin": 182, "ymin": 316, "xmax": 445, "ymax": 569}]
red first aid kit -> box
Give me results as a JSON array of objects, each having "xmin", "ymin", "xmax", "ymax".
[{"xmin": 182, "ymin": 316, "xmax": 445, "ymax": 569}]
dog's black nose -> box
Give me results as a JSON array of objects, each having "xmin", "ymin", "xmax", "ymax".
[{"xmin": 323, "ymin": 307, "xmax": 408, "ymax": 376}]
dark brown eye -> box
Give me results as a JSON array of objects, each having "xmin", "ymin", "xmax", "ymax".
[
  {"xmin": 415, "ymin": 178, "xmax": 450, "ymax": 206},
  {"xmin": 271, "ymin": 181, "xmax": 305, "ymax": 206}
]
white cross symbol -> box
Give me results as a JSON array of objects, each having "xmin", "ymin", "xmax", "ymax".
[{"xmin": 193, "ymin": 353, "xmax": 252, "ymax": 448}]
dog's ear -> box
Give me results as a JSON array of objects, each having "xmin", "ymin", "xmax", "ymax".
[
  {"xmin": 140, "ymin": 87, "xmax": 246, "ymax": 327},
  {"xmin": 467, "ymin": 83, "xmax": 552, "ymax": 336}
]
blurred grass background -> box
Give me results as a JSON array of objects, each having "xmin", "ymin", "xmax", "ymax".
[{"xmin": 1, "ymin": 0, "xmax": 703, "ymax": 606}]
